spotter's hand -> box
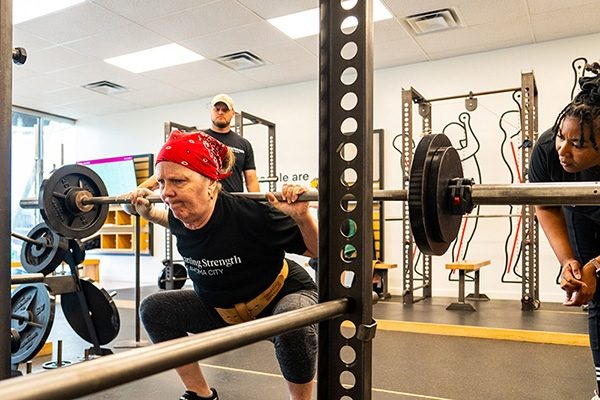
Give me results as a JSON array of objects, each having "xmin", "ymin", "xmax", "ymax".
[{"xmin": 561, "ymin": 259, "xmax": 595, "ymax": 306}]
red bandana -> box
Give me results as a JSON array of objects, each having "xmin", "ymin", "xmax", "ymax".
[{"xmin": 156, "ymin": 130, "xmax": 232, "ymax": 181}]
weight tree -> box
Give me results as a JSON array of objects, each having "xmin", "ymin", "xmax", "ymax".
[{"xmin": 400, "ymin": 72, "xmax": 540, "ymax": 311}]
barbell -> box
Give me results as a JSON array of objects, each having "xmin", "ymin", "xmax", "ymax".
[{"xmin": 19, "ymin": 133, "xmax": 600, "ymax": 256}]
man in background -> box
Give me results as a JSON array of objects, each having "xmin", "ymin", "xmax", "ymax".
[
  {"xmin": 138, "ymin": 93, "xmax": 259, "ymax": 193},
  {"xmin": 203, "ymin": 93, "xmax": 259, "ymax": 193}
]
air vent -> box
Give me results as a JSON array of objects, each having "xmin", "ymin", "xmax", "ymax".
[
  {"xmin": 82, "ymin": 80, "xmax": 128, "ymax": 95},
  {"xmin": 404, "ymin": 8, "xmax": 461, "ymax": 35},
  {"xmin": 216, "ymin": 51, "xmax": 266, "ymax": 71}
]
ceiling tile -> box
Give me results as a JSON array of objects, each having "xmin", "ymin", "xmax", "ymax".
[
  {"xmin": 454, "ymin": 0, "xmax": 527, "ymax": 25},
  {"xmin": 13, "ymin": 28, "xmax": 57, "ymax": 52},
  {"xmin": 296, "ymin": 36, "xmax": 319, "ymax": 56},
  {"xmin": 12, "ymin": 67, "xmax": 37, "ymax": 82},
  {"xmin": 63, "ymin": 24, "xmax": 171, "ymax": 60},
  {"xmin": 415, "ymin": 19, "xmax": 533, "ymax": 59},
  {"xmin": 141, "ymin": 60, "xmax": 228, "ymax": 84},
  {"xmin": 114, "ymin": 83, "xmax": 198, "ymax": 108},
  {"xmin": 374, "ymin": 38, "xmax": 428, "ymax": 69},
  {"xmin": 239, "ymin": 58, "xmax": 318, "ymax": 86},
  {"xmin": 14, "ymin": 76, "xmax": 72, "ymax": 96},
  {"xmin": 14, "ymin": 2, "xmax": 131, "ymax": 45},
  {"xmin": 380, "ymin": 0, "xmax": 472, "ymax": 18},
  {"xmin": 44, "ymin": 62, "xmax": 161, "ymax": 91},
  {"xmin": 48, "ymin": 96, "xmax": 144, "ymax": 117},
  {"xmin": 246, "ymin": 41, "xmax": 315, "ymax": 65},
  {"xmin": 235, "ymin": 0, "xmax": 316, "ymax": 19},
  {"xmin": 171, "ymin": 71, "xmax": 264, "ymax": 98},
  {"xmin": 179, "ymin": 21, "xmax": 292, "ymax": 60},
  {"xmin": 91, "ymin": 0, "xmax": 215, "ymax": 22},
  {"xmin": 531, "ymin": 5, "xmax": 600, "ymax": 42},
  {"xmin": 16, "ymin": 46, "xmax": 98, "ymax": 75},
  {"xmin": 38, "ymin": 86, "xmax": 106, "ymax": 107},
  {"xmin": 141, "ymin": 0, "xmax": 262, "ymax": 42},
  {"xmin": 527, "ymin": 0, "xmax": 600, "ymax": 14},
  {"xmin": 374, "ymin": 19, "xmax": 412, "ymax": 43}
]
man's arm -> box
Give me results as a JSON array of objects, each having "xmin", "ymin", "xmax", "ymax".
[{"xmin": 244, "ymin": 169, "xmax": 260, "ymax": 192}]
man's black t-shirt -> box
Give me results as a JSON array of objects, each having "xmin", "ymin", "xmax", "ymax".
[
  {"xmin": 204, "ymin": 128, "xmax": 256, "ymax": 193},
  {"xmin": 529, "ymin": 127, "xmax": 600, "ymax": 222},
  {"xmin": 169, "ymin": 191, "xmax": 317, "ymax": 308}
]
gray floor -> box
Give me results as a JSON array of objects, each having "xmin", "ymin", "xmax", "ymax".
[{"xmin": 14, "ymin": 286, "xmax": 596, "ymax": 400}]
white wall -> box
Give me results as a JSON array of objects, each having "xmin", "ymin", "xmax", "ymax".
[{"xmin": 71, "ymin": 32, "xmax": 600, "ymax": 302}]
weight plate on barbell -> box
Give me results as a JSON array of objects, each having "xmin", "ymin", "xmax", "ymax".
[
  {"xmin": 11, "ymin": 283, "xmax": 55, "ymax": 364},
  {"xmin": 409, "ymin": 134, "xmax": 464, "ymax": 256},
  {"xmin": 39, "ymin": 164, "xmax": 109, "ymax": 239},
  {"xmin": 158, "ymin": 263, "xmax": 188, "ymax": 290},
  {"xmin": 61, "ymin": 277, "xmax": 120, "ymax": 345},
  {"xmin": 20, "ymin": 223, "xmax": 68, "ymax": 275}
]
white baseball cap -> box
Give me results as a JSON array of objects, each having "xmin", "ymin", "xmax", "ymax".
[{"xmin": 211, "ymin": 93, "xmax": 235, "ymax": 111}]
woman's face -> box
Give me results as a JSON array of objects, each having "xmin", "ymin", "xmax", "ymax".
[
  {"xmin": 555, "ymin": 116, "xmax": 600, "ymax": 173},
  {"xmin": 156, "ymin": 161, "xmax": 216, "ymax": 226}
]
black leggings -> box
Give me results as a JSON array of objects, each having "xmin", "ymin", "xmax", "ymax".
[
  {"xmin": 565, "ymin": 208, "xmax": 600, "ymax": 391},
  {"xmin": 139, "ymin": 289, "xmax": 318, "ymax": 384}
]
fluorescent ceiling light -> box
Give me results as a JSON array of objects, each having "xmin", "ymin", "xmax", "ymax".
[
  {"xmin": 104, "ymin": 44, "xmax": 204, "ymax": 73},
  {"xmin": 268, "ymin": 0, "xmax": 393, "ymax": 39},
  {"xmin": 13, "ymin": 0, "xmax": 85, "ymax": 24}
]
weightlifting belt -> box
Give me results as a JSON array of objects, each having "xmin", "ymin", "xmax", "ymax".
[{"xmin": 215, "ymin": 260, "xmax": 288, "ymax": 325}]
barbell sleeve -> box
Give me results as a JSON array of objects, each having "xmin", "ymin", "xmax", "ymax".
[
  {"xmin": 471, "ymin": 182, "xmax": 600, "ymax": 205},
  {"xmin": 10, "ymin": 273, "xmax": 45, "ymax": 285},
  {"xmin": 10, "ymin": 232, "xmax": 48, "ymax": 248}
]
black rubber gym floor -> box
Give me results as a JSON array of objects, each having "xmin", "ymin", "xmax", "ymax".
[{"xmin": 22, "ymin": 286, "xmax": 595, "ymax": 400}]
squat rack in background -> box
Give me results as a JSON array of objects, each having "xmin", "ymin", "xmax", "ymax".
[
  {"xmin": 400, "ymin": 72, "xmax": 540, "ymax": 311},
  {"xmin": 234, "ymin": 111, "xmax": 278, "ymax": 192}
]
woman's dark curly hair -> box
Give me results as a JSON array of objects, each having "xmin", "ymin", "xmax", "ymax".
[{"xmin": 552, "ymin": 68, "xmax": 600, "ymax": 150}]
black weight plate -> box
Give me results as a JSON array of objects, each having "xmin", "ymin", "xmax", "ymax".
[
  {"xmin": 11, "ymin": 283, "xmax": 55, "ymax": 364},
  {"xmin": 158, "ymin": 263, "xmax": 188, "ymax": 290},
  {"xmin": 426, "ymin": 145, "xmax": 463, "ymax": 250},
  {"xmin": 61, "ymin": 278, "xmax": 120, "ymax": 345},
  {"xmin": 20, "ymin": 223, "xmax": 68, "ymax": 275},
  {"xmin": 39, "ymin": 164, "xmax": 109, "ymax": 239},
  {"xmin": 409, "ymin": 134, "xmax": 463, "ymax": 256}
]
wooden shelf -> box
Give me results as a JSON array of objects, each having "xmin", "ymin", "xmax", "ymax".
[
  {"xmin": 96, "ymin": 209, "xmax": 151, "ymax": 253},
  {"xmin": 91, "ymin": 153, "xmax": 154, "ymax": 255}
]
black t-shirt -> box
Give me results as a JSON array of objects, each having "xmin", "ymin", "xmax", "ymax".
[
  {"xmin": 204, "ymin": 128, "xmax": 256, "ymax": 193},
  {"xmin": 169, "ymin": 191, "xmax": 316, "ymax": 308},
  {"xmin": 529, "ymin": 127, "xmax": 600, "ymax": 222}
]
